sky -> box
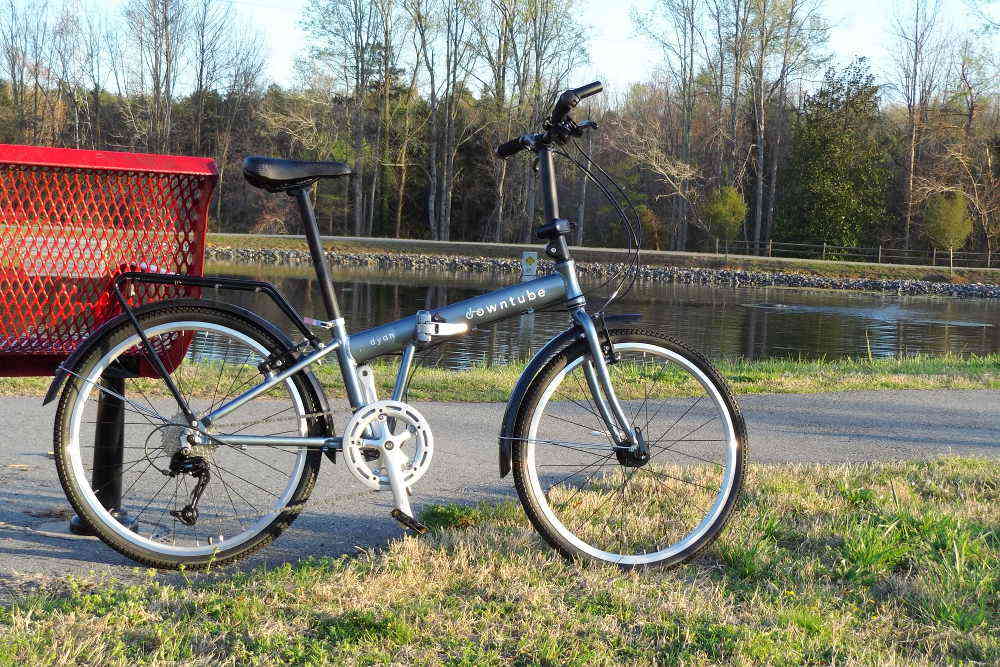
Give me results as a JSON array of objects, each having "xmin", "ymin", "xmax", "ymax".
[{"xmin": 100, "ymin": 0, "xmax": 990, "ymax": 94}]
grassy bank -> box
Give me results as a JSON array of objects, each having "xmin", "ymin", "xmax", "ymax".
[
  {"xmin": 5, "ymin": 353, "xmax": 998, "ymax": 402},
  {"xmin": 1, "ymin": 457, "xmax": 996, "ymax": 664},
  {"xmin": 207, "ymin": 232, "xmax": 1000, "ymax": 284}
]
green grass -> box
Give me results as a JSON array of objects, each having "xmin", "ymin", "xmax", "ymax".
[
  {"xmin": 1, "ymin": 457, "xmax": 996, "ymax": 664},
  {"xmin": 5, "ymin": 353, "xmax": 997, "ymax": 401}
]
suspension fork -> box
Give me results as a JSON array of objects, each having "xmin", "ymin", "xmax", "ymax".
[{"xmin": 572, "ymin": 308, "xmax": 639, "ymax": 449}]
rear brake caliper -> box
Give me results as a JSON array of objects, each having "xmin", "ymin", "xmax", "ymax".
[{"xmin": 168, "ymin": 453, "xmax": 211, "ymax": 526}]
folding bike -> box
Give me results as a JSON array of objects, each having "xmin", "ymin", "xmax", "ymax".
[{"xmin": 47, "ymin": 82, "xmax": 747, "ymax": 569}]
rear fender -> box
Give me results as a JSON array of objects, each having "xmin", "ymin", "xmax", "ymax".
[{"xmin": 42, "ymin": 299, "xmax": 335, "ymax": 441}]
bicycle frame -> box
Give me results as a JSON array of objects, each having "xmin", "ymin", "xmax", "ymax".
[{"xmin": 110, "ymin": 144, "xmax": 639, "ymax": 455}]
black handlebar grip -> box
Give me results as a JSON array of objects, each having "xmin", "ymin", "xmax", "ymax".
[
  {"xmin": 551, "ymin": 81, "xmax": 604, "ymax": 124},
  {"xmin": 496, "ymin": 137, "xmax": 525, "ymax": 159}
]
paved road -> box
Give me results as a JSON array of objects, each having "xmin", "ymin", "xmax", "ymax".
[{"xmin": 1, "ymin": 389, "xmax": 997, "ymax": 597}]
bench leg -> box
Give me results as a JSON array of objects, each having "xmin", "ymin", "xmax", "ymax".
[{"xmin": 69, "ymin": 373, "xmax": 139, "ymax": 536}]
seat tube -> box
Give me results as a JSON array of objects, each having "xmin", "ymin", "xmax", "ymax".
[
  {"xmin": 290, "ymin": 187, "xmax": 367, "ymax": 410},
  {"xmin": 292, "ymin": 187, "xmax": 342, "ymax": 321}
]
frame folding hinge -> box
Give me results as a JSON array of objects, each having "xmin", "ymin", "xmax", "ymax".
[{"xmin": 415, "ymin": 310, "xmax": 468, "ymax": 343}]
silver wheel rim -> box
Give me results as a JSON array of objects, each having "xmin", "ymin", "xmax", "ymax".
[
  {"xmin": 65, "ymin": 321, "xmax": 309, "ymax": 558},
  {"xmin": 525, "ymin": 342, "xmax": 739, "ymax": 566}
]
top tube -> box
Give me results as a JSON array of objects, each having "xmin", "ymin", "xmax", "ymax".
[{"xmin": 349, "ymin": 273, "xmax": 568, "ymax": 364}]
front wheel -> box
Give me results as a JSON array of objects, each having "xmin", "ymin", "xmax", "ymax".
[{"xmin": 511, "ymin": 329, "xmax": 747, "ymax": 568}]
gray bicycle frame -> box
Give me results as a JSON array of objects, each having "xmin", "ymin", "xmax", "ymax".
[{"xmin": 205, "ymin": 146, "xmax": 638, "ymax": 451}]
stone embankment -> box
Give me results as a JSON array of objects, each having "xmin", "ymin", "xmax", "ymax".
[{"xmin": 206, "ymin": 246, "xmax": 1000, "ymax": 299}]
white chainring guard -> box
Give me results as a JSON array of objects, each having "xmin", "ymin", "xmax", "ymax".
[{"xmin": 342, "ymin": 400, "xmax": 434, "ymax": 491}]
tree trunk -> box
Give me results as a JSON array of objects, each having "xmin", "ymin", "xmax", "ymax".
[
  {"xmin": 764, "ymin": 110, "xmax": 782, "ymax": 244},
  {"xmin": 492, "ymin": 162, "xmax": 507, "ymax": 242},
  {"xmin": 351, "ymin": 101, "xmax": 365, "ymax": 236},
  {"xmin": 394, "ymin": 142, "xmax": 409, "ymax": 239},
  {"xmin": 576, "ymin": 132, "xmax": 592, "ymax": 246},
  {"xmin": 426, "ymin": 105, "xmax": 440, "ymax": 239},
  {"xmin": 903, "ymin": 118, "xmax": 917, "ymax": 249},
  {"xmin": 366, "ymin": 161, "xmax": 378, "ymax": 236},
  {"xmin": 752, "ymin": 113, "xmax": 765, "ymax": 254}
]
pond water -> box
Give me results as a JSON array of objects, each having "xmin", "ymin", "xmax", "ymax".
[{"xmin": 204, "ymin": 262, "xmax": 1000, "ymax": 370}]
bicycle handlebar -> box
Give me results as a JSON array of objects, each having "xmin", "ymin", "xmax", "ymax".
[
  {"xmin": 550, "ymin": 81, "xmax": 603, "ymax": 125},
  {"xmin": 496, "ymin": 136, "xmax": 529, "ymax": 159},
  {"xmin": 495, "ymin": 81, "xmax": 603, "ymax": 159}
]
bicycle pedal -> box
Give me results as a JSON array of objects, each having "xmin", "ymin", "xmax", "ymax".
[{"xmin": 390, "ymin": 508, "xmax": 428, "ymax": 534}]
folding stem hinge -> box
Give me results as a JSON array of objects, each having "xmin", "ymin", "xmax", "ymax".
[{"xmin": 415, "ymin": 310, "xmax": 468, "ymax": 343}]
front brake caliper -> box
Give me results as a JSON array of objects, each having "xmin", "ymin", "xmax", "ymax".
[{"xmin": 596, "ymin": 314, "xmax": 619, "ymax": 364}]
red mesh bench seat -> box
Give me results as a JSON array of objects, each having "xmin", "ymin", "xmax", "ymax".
[{"xmin": 0, "ymin": 145, "xmax": 217, "ymax": 376}]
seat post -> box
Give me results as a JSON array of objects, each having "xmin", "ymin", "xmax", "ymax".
[{"xmin": 291, "ymin": 186, "xmax": 342, "ymax": 321}]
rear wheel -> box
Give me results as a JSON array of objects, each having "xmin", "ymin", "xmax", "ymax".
[
  {"xmin": 511, "ymin": 329, "xmax": 747, "ymax": 568},
  {"xmin": 54, "ymin": 301, "xmax": 326, "ymax": 570}
]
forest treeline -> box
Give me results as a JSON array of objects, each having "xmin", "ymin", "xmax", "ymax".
[{"xmin": 0, "ymin": 0, "xmax": 997, "ymax": 260}]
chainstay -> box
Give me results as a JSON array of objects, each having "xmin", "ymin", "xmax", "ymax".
[{"xmin": 209, "ymin": 409, "xmax": 341, "ymax": 430}]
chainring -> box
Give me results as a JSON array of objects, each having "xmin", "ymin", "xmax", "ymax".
[{"xmin": 342, "ymin": 400, "xmax": 434, "ymax": 491}]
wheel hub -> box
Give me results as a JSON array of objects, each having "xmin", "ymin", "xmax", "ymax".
[
  {"xmin": 615, "ymin": 428, "xmax": 650, "ymax": 468},
  {"xmin": 160, "ymin": 413, "xmax": 215, "ymax": 458}
]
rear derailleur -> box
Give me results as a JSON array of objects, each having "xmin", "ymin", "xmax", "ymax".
[{"xmin": 166, "ymin": 452, "xmax": 211, "ymax": 526}]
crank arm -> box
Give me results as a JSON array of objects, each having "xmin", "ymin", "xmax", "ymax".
[{"xmin": 381, "ymin": 445, "xmax": 413, "ymax": 517}]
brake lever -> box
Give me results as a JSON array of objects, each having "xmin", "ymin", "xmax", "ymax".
[{"xmin": 564, "ymin": 119, "xmax": 598, "ymax": 139}]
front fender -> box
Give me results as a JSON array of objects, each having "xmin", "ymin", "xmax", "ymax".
[
  {"xmin": 498, "ymin": 325, "xmax": 584, "ymax": 477},
  {"xmin": 497, "ymin": 313, "xmax": 642, "ymax": 478}
]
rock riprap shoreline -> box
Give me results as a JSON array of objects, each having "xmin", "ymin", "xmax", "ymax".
[{"xmin": 205, "ymin": 246, "xmax": 1000, "ymax": 299}]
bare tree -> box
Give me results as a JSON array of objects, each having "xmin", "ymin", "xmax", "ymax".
[
  {"xmin": 890, "ymin": 0, "xmax": 951, "ymax": 249},
  {"xmin": 189, "ymin": 0, "xmax": 229, "ymax": 154},
  {"xmin": 406, "ymin": 0, "xmax": 443, "ymax": 238},
  {"xmin": 746, "ymin": 0, "xmax": 826, "ymax": 254},
  {"xmin": 468, "ymin": 0, "xmax": 524, "ymax": 242},
  {"xmin": 613, "ymin": 83, "xmax": 701, "ymax": 205},
  {"xmin": 1, "ymin": 0, "xmax": 53, "ymax": 143},
  {"xmin": 636, "ymin": 0, "xmax": 703, "ymax": 249},
  {"xmin": 79, "ymin": 4, "xmax": 113, "ymax": 148},
  {"xmin": 437, "ymin": 0, "xmax": 474, "ymax": 241},
  {"xmin": 302, "ymin": 0, "xmax": 381, "ymax": 235},
  {"xmin": 111, "ymin": 0, "xmax": 188, "ymax": 152},
  {"xmin": 213, "ymin": 24, "xmax": 265, "ymax": 226}
]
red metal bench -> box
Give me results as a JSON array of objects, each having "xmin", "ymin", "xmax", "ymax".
[{"xmin": 0, "ymin": 144, "xmax": 217, "ymax": 532}]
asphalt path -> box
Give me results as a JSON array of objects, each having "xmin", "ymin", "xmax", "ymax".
[{"xmin": 0, "ymin": 389, "xmax": 997, "ymax": 597}]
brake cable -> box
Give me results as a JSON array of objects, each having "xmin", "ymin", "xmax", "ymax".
[{"xmin": 547, "ymin": 141, "xmax": 642, "ymax": 315}]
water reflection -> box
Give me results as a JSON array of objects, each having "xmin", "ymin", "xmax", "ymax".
[{"xmin": 201, "ymin": 263, "xmax": 999, "ymax": 370}]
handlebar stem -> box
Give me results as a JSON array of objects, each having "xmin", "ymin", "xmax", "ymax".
[{"xmin": 538, "ymin": 146, "xmax": 559, "ymax": 222}]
